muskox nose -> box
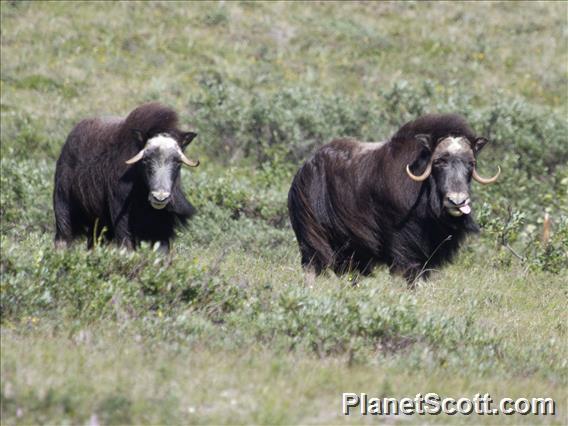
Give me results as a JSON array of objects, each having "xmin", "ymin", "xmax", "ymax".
[
  {"xmin": 151, "ymin": 191, "xmax": 170, "ymax": 202},
  {"xmin": 446, "ymin": 192, "xmax": 469, "ymax": 206}
]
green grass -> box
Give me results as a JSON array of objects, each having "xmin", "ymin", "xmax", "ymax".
[{"xmin": 1, "ymin": 1, "xmax": 567, "ymax": 425}]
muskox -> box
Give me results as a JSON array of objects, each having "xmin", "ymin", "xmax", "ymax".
[
  {"xmin": 288, "ymin": 113, "xmax": 500, "ymax": 285},
  {"xmin": 53, "ymin": 102, "xmax": 200, "ymax": 251}
]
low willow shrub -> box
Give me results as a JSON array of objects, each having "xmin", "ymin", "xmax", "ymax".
[{"xmin": 1, "ymin": 239, "xmax": 503, "ymax": 370}]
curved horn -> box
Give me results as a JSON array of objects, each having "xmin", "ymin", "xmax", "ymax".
[
  {"xmin": 180, "ymin": 151, "xmax": 200, "ymax": 167},
  {"xmin": 125, "ymin": 149, "xmax": 145, "ymax": 165},
  {"xmin": 406, "ymin": 162, "xmax": 432, "ymax": 182},
  {"xmin": 473, "ymin": 166, "xmax": 501, "ymax": 184}
]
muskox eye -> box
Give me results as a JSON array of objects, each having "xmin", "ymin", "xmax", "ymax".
[{"xmin": 434, "ymin": 158, "xmax": 447, "ymax": 166}]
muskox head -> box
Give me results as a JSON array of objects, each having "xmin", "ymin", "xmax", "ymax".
[
  {"xmin": 125, "ymin": 130, "xmax": 199, "ymax": 210},
  {"xmin": 406, "ymin": 135, "xmax": 500, "ymax": 217}
]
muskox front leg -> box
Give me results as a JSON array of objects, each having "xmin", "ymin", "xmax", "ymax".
[
  {"xmin": 117, "ymin": 237, "xmax": 135, "ymax": 250},
  {"xmin": 405, "ymin": 268, "xmax": 429, "ymax": 289},
  {"xmin": 390, "ymin": 261, "xmax": 426, "ymax": 289},
  {"xmin": 157, "ymin": 240, "xmax": 170, "ymax": 254},
  {"xmin": 112, "ymin": 216, "xmax": 136, "ymax": 251},
  {"xmin": 54, "ymin": 238, "xmax": 69, "ymax": 250}
]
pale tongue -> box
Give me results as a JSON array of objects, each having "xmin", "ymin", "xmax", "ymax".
[{"xmin": 459, "ymin": 205, "xmax": 471, "ymax": 215}]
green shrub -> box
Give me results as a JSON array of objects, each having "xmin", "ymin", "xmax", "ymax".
[
  {"xmin": 0, "ymin": 158, "xmax": 54, "ymax": 235},
  {"xmin": 478, "ymin": 204, "xmax": 568, "ymax": 272},
  {"xmin": 0, "ymin": 232, "xmax": 505, "ymax": 370}
]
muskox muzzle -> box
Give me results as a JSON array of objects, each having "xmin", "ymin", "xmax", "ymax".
[
  {"xmin": 444, "ymin": 192, "xmax": 471, "ymax": 217},
  {"xmin": 149, "ymin": 190, "xmax": 171, "ymax": 210}
]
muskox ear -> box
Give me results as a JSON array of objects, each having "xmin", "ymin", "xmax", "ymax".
[
  {"xmin": 132, "ymin": 129, "xmax": 146, "ymax": 145},
  {"xmin": 181, "ymin": 131, "xmax": 198, "ymax": 148},
  {"xmin": 407, "ymin": 134, "xmax": 433, "ymax": 178},
  {"xmin": 472, "ymin": 137, "xmax": 489, "ymax": 154},
  {"xmin": 415, "ymin": 134, "xmax": 432, "ymax": 151}
]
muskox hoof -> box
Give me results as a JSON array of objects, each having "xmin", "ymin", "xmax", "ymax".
[
  {"xmin": 303, "ymin": 268, "xmax": 317, "ymax": 287},
  {"xmin": 54, "ymin": 239, "xmax": 69, "ymax": 250}
]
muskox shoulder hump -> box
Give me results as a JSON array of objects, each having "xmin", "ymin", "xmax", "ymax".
[
  {"xmin": 317, "ymin": 138, "xmax": 361, "ymax": 162},
  {"xmin": 123, "ymin": 102, "xmax": 180, "ymax": 137},
  {"xmin": 391, "ymin": 113, "xmax": 477, "ymax": 145}
]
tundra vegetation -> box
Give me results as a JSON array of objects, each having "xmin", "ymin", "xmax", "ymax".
[{"xmin": 1, "ymin": 2, "xmax": 567, "ymax": 425}]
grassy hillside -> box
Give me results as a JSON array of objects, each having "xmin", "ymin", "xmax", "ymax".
[{"xmin": 1, "ymin": 2, "xmax": 567, "ymax": 425}]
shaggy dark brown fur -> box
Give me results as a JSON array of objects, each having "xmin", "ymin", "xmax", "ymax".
[
  {"xmin": 288, "ymin": 113, "xmax": 493, "ymax": 284},
  {"xmin": 53, "ymin": 102, "xmax": 197, "ymax": 251}
]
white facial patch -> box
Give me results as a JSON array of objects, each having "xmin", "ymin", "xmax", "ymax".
[
  {"xmin": 437, "ymin": 136, "xmax": 470, "ymax": 155},
  {"xmin": 125, "ymin": 133, "xmax": 183, "ymax": 167},
  {"xmin": 146, "ymin": 134, "xmax": 180, "ymax": 154}
]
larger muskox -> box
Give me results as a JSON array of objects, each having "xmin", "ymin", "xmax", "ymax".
[
  {"xmin": 53, "ymin": 102, "xmax": 200, "ymax": 252},
  {"xmin": 288, "ymin": 114, "xmax": 500, "ymax": 285}
]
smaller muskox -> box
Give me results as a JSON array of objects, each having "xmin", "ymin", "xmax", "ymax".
[
  {"xmin": 288, "ymin": 114, "xmax": 501, "ymax": 285},
  {"xmin": 53, "ymin": 102, "xmax": 200, "ymax": 252}
]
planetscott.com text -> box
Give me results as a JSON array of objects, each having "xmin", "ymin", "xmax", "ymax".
[{"xmin": 342, "ymin": 393, "xmax": 556, "ymax": 416}]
